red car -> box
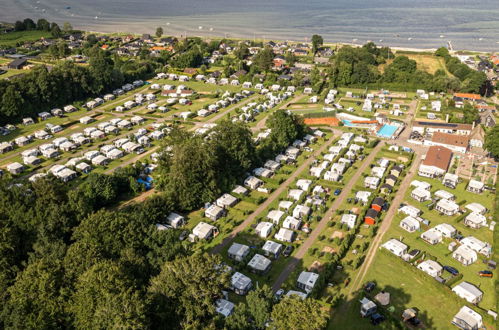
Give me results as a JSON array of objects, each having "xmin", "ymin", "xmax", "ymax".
[{"xmin": 478, "ymin": 270, "xmax": 493, "ymax": 277}]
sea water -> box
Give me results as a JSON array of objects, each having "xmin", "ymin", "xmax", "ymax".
[{"xmin": 2, "ymin": 0, "xmax": 499, "ymax": 51}]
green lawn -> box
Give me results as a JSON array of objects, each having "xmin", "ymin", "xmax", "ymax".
[
  {"xmin": 0, "ymin": 68, "xmax": 26, "ymax": 80},
  {"xmin": 0, "ymin": 30, "xmax": 52, "ymax": 47},
  {"xmin": 330, "ymin": 173, "xmax": 497, "ymax": 329}
]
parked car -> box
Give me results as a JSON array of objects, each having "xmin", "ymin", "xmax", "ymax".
[
  {"xmin": 408, "ymin": 317, "xmax": 421, "ymax": 326},
  {"xmin": 179, "ymin": 230, "xmax": 189, "ymax": 241},
  {"xmin": 408, "ymin": 249, "xmax": 420, "ymax": 258},
  {"xmin": 370, "ymin": 313, "xmax": 385, "ymax": 325},
  {"xmin": 443, "ymin": 266, "xmax": 459, "ymax": 276},
  {"xmin": 282, "ymin": 245, "xmax": 294, "ymax": 257},
  {"xmin": 274, "ymin": 289, "xmax": 285, "ymax": 301},
  {"xmin": 334, "ymin": 188, "xmax": 342, "ymax": 196},
  {"xmin": 364, "ymin": 282, "xmax": 376, "ymax": 293},
  {"xmin": 478, "ymin": 270, "xmax": 493, "ymax": 277}
]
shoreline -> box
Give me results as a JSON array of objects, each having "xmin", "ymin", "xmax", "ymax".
[{"xmin": 80, "ymin": 28, "xmax": 491, "ymax": 55}]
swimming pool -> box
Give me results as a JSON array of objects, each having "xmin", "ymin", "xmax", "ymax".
[
  {"xmin": 342, "ymin": 119, "xmax": 354, "ymax": 127},
  {"xmin": 377, "ymin": 124, "xmax": 398, "ymax": 138}
]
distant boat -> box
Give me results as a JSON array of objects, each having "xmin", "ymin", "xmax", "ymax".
[
  {"xmin": 440, "ymin": 35, "xmax": 445, "ymax": 38},
  {"xmin": 352, "ymin": 38, "xmax": 358, "ymax": 42},
  {"xmin": 65, "ymin": 6, "xmax": 71, "ymax": 9},
  {"xmin": 408, "ymin": 37, "xmax": 413, "ymax": 41},
  {"xmin": 478, "ymin": 37, "xmax": 483, "ymax": 41},
  {"xmin": 94, "ymin": 16, "xmax": 99, "ymax": 20}
]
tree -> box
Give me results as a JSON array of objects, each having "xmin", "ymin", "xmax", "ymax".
[
  {"xmin": 461, "ymin": 103, "xmax": 479, "ymax": 124},
  {"xmin": 435, "ymin": 47, "xmax": 449, "ymax": 57},
  {"xmin": 155, "ymin": 26, "xmax": 164, "ymax": 38},
  {"xmin": 2, "ymin": 258, "xmax": 69, "ymax": 329},
  {"xmin": 485, "ymin": 125, "xmax": 499, "ymax": 158},
  {"xmin": 265, "ymin": 110, "xmax": 305, "ymax": 151},
  {"xmin": 209, "ymin": 120, "xmax": 256, "ymax": 188},
  {"xmin": 225, "ymin": 303, "xmax": 252, "ymax": 330},
  {"xmin": 246, "ymin": 285, "xmax": 274, "ymax": 328},
  {"xmin": 234, "ymin": 45, "xmax": 250, "ymax": 60},
  {"xmin": 51, "ymin": 23, "xmax": 62, "ymax": 38},
  {"xmin": 70, "ymin": 260, "xmax": 148, "ymax": 329},
  {"xmin": 62, "ymin": 22, "xmax": 73, "ymax": 33},
  {"xmin": 37, "ymin": 18, "xmax": 50, "ymax": 31},
  {"xmin": 171, "ymin": 50, "xmax": 203, "ymax": 68},
  {"xmin": 253, "ymin": 47, "xmax": 274, "ymax": 72},
  {"xmin": 157, "ymin": 133, "xmax": 220, "ymax": 211},
  {"xmin": 1, "ymin": 85, "xmax": 25, "ymax": 117},
  {"xmin": 14, "ymin": 20, "xmax": 25, "ymax": 31},
  {"xmin": 270, "ymin": 296, "xmax": 329, "ymax": 330},
  {"xmin": 148, "ymin": 253, "xmax": 230, "ymax": 327},
  {"xmin": 285, "ymin": 51, "xmax": 297, "ymax": 66},
  {"xmin": 23, "ymin": 18, "xmax": 36, "ymax": 30},
  {"xmin": 311, "ymin": 34, "xmax": 323, "ymax": 54}
]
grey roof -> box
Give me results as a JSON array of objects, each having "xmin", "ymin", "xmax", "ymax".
[
  {"xmin": 247, "ymin": 254, "xmax": 271, "ymax": 271},
  {"xmin": 262, "ymin": 240, "xmax": 283, "ymax": 254},
  {"xmin": 453, "ymin": 282, "xmax": 483, "ymax": 297},
  {"xmin": 231, "ymin": 272, "xmax": 252, "ymax": 290},
  {"xmin": 228, "ymin": 243, "xmax": 250, "ymax": 258}
]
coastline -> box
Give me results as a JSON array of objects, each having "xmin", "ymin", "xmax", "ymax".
[{"xmin": 1, "ymin": 0, "xmax": 498, "ymax": 53}]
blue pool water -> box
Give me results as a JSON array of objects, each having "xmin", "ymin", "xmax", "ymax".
[
  {"xmin": 342, "ymin": 120, "xmax": 354, "ymax": 127},
  {"xmin": 377, "ymin": 124, "xmax": 398, "ymax": 138}
]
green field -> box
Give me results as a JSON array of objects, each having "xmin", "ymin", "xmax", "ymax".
[{"xmin": 0, "ymin": 30, "xmax": 52, "ymax": 47}]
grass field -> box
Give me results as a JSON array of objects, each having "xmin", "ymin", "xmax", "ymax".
[
  {"xmin": 402, "ymin": 54, "xmax": 449, "ymax": 75},
  {"xmin": 0, "ymin": 30, "xmax": 52, "ymax": 47}
]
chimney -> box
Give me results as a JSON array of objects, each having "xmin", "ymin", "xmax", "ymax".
[{"xmin": 446, "ymin": 114, "xmax": 449, "ymax": 123}]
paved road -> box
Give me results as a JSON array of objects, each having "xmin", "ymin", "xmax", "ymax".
[
  {"xmin": 211, "ymin": 132, "xmax": 339, "ymax": 255},
  {"xmin": 345, "ymin": 151, "xmax": 422, "ymax": 299},
  {"xmin": 271, "ymin": 142, "xmax": 385, "ymax": 291}
]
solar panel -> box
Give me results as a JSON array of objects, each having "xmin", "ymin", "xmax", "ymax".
[{"xmin": 415, "ymin": 121, "xmax": 459, "ymax": 128}]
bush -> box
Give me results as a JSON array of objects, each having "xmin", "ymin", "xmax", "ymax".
[{"xmin": 445, "ymin": 273, "xmax": 463, "ymax": 287}]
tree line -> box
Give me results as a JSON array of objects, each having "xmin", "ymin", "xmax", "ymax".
[
  {"xmin": 435, "ymin": 47, "xmax": 492, "ymax": 95},
  {"xmin": 0, "ymin": 47, "xmax": 158, "ymax": 125},
  {"xmin": 12, "ymin": 17, "xmax": 70, "ymax": 38}
]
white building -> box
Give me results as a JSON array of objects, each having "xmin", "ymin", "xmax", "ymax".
[
  {"xmin": 341, "ymin": 214, "xmax": 357, "ymax": 229},
  {"xmin": 452, "ymin": 282, "xmax": 483, "ymax": 304},
  {"xmin": 382, "ymin": 239, "xmax": 407, "ymax": 257},
  {"xmin": 274, "ymin": 228, "xmax": 295, "ymax": 242},
  {"xmin": 417, "ymin": 260, "xmax": 443, "ymax": 278},
  {"xmin": 452, "ymin": 306, "xmax": 483, "ymax": 330},
  {"xmin": 192, "ymin": 222, "xmax": 218, "ymax": 240},
  {"xmin": 297, "ymin": 271, "xmax": 319, "ymax": 293},
  {"xmin": 435, "ymin": 199, "xmax": 459, "ymax": 216},
  {"xmin": 400, "ymin": 216, "xmax": 420, "ymax": 233},
  {"xmin": 452, "ymin": 245, "xmax": 478, "ymax": 266},
  {"xmin": 255, "ymin": 222, "xmax": 274, "ymax": 238}
]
